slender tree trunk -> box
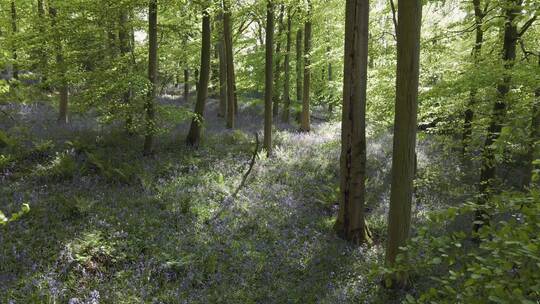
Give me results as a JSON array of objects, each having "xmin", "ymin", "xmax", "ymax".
[
  {"xmin": 281, "ymin": 8, "xmax": 292, "ymax": 123},
  {"xmin": 223, "ymin": 0, "xmax": 236, "ymax": 129},
  {"xmin": 385, "ymin": 0, "xmax": 422, "ymax": 286},
  {"xmin": 296, "ymin": 28, "xmax": 303, "ymax": 108},
  {"xmin": 119, "ymin": 9, "xmax": 134, "ymax": 132},
  {"xmin": 475, "ymin": 0, "xmax": 520, "ymax": 232},
  {"xmin": 300, "ymin": 2, "xmax": 312, "ymax": 132},
  {"xmin": 272, "ymin": 4, "xmax": 284, "ymax": 118},
  {"xmin": 328, "ymin": 45, "xmax": 334, "ymax": 112},
  {"xmin": 184, "ymin": 68, "xmax": 190, "ymax": 103},
  {"xmin": 264, "ymin": 1, "xmax": 275, "ymax": 155},
  {"xmin": 462, "ymin": 0, "xmax": 485, "ymax": 155},
  {"xmin": 143, "ymin": 0, "xmax": 158, "ymax": 155},
  {"xmin": 187, "ymin": 9, "xmax": 212, "ymax": 147},
  {"xmin": 10, "ymin": 1, "xmax": 18, "ymax": 80},
  {"xmin": 37, "ymin": 0, "xmax": 48, "ymax": 84},
  {"xmin": 218, "ymin": 15, "xmax": 228, "ymax": 118},
  {"xmin": 334, "ymin": 0, "xmax": 371, "ymax": 245},
  {"xmin": 49, "ymin": 6, "xmax": 69, "ymax": 125},
  {"xmin": 527, "ymin": 58, "xmax": 540, "ymax": 187}
]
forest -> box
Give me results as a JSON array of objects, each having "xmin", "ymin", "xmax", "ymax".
[{"xmin": 0, "ymin": 0, "xmax": 539, "ymax": 302}]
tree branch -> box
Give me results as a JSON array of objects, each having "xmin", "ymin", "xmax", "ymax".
[{"xmin": 518, "ymin": 14, "xmax": 537, "ymax": 37}]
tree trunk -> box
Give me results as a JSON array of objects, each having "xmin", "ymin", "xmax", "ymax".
[
  {"xmin": 527, "ymin": 61, "xmax": 540, "ymax": 187},
  {"xmin": 218, "ymin": 14, "xmax": 228, "ymax": 118},
  {"xmin": 187, "ymin": 9, "xmax": 212, "ymax": 147},
  {"xmin": 296, "ymin": 28, "xmax": 303, "ymax": 108},
  {"xmin": 328, "ymin": 45, "xmax": 334, "ymax": 113},
  {"xmin": 119, "ymin": 9, "xmax": 133, "ymax": 132},
  {"xmin": 37, "ymin": 0, "xmax": 48, "ymax": 84},
  {"xmin": 184, "ymin": 68, "xmax": 190, "ymax": 103},
  {"xmin": 11, "ymin": 1, "xmax": 18, "ymax": 80},
  {"xmin": 143, "ymin": 0, "xmax": 158, "ymax": 155},
  {"xmin": 462, "ymin": 0, "xmax": 485, "ymax": 155},
  {"xmin": 272, "ymin": 4, "xmax": 284, "ymax": 118},
  {"xmin": 281, "ymin": 8, "xmax": 292, "ymax": 123},
  {"xmin": 334, "ymin": 0, "xmax": 371, "ymax": 245},
  {"xmin": 475, "ymin": 0, "xmax": 519, "ymax": 232},
  {"xmin": 49, "ymin": 6, "xmax": 69, "ymax": 125},
  {"xmin": 264, "ymin": 1, "xmax": 275, "ymax": 155},
  {"xmin": 385, "ymin": 0, "xmax": 422, "ymax": 286},
  {"xmin": 223, "ymin": 0, "xmax": 236, "ymax": 129},
  {"xmin": 300, "ymin": 2, "xmax": 312, "ymax": 132}
]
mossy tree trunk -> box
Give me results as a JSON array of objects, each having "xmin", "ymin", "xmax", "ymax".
[
  {"xmin": 385, "ymin": 0, "xmax": 422, "ymax": 287},
  {"xmin": 264, "ymin": 0, "xmax": 275, "ymax": 155},
  {"xmin": 281, "ymin": 8, "xmax": 292, "ymax": 123},
  {"xmin": 334, "ymin": 0, "xmax": 371, "ymax": 246},
  {"xmin": 300, "ymin": 1, "xmax": 312, "ymax": 132},
  {"xmin": 187, "ymin": 9, "xmax": 212, "ymax": 147},
  {"xmin": 223, "ymin": 0, "xmax": 236, "ymax": 129},
  {"xmin": 10, "ymin": 1, "xmax": 18, "ymax": 80},
  {"xmin": 295, "ymin": 28, "xmax": 303, "ymax": 114},
  {"xmin": 272, "ymin": 4, "xmax": 284, "ymax": 119},
  {"xmin": 49, "ymin": 5, "xmax": 69, "ymax": 125},
  {"xmin": 143, "ymin": 0, "xmax": 158, "ymax": 155}
]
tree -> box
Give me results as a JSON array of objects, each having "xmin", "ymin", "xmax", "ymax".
[
  {"xmin": 462, "ymin": 0, "xmax": 487, "ymax": 155},
  {"xmin": 300, "ymin": 1, "xmax": 312, "ymax": 132},
  {"xmin": 10, "ymin": 1, "xmax": 18, "ymax": 80},
  {"xmin": 186, "ymin": 8, "xmax": 212, "ymax": 147},
  {"xmin": 143, "ymin": 0, "xmax": 158, "ymax": 155},
  {"xmin": 217, "ymin": 14, "xmax": 227, "ymax": 118},
  {"xmin": 264, "ymin": 0, "xmax": 275, "ymax": 155},
  {"xmin": 527, "ymin": 54, "xmax": 540, "ymax": 187},
  {"xmin": 295, "ymin": 28, "xmax": 303, "ymax": 114},
  {"xmin": 49, "ymin": 4, "xmax": 69, "ymax": 125},
  {"xmin": 272, "ymin": 4, "xmax": 284, "ymax": 118},
  {"xmin": 385, "ymin": 0, "xmax": 422, "ymax": 286},
  {"xmin": 223, "ymin": 0, "xmax": 236, "ymax": 129},
  {"xmin": 281, "ymin": 7, "xmax": 292, "ymax": 123},
  {"xmin": 475, "ymin": 0, "xmax": 535, "ymax": 231},
  {"xmin": 334, "ymin": 0, "xmax": 371, "ymax": 245}
]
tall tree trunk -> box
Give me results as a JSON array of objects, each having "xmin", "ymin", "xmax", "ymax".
[
  {"xmin": 143, "ymin": 0, "xmax": 158, "ymax": 155},
  {"xmin": 296, "ymin": 28, "xmax": 303, "ymax": 109},
  {"xmin": 475, "ymin": 0, "xmax": 520, "ymax": 232},
  {"xmin": 281, "ymin": 8, "xmax": 292, "ymax": 123},
  {"xmin": 119, "ymin": 9, "xmax": 133, "ymax": 132},
  {"xmin": 184, "ymin": 68, "xmax": 190, "ymax": 103},
  {"xmin": 218, "ymin": 14, "xmax": 228, "ymax": 118},
  {"xmin": 187, "ymin": 9, "xmax": 212, "ymax": 147},
  {"xmin": 334, "ymin": 0, "xmax": 371, "ymax": 245},
  {"xmin": 272, "ymin": 4, "xmax": 284, "ymax": 118},
  {"xmin": 10, "ymin": 1, "xmax": 18, "ymax": 80},
  {"xmin": 462, "ymin": 0, "xmax": 485, "ymax": 155},
  {"xmin": 223, "ymin": 0, "xmax": 236, "ymax": 129},
  {"xmin": 328, "ymin": 45, "xmax": 334, "ymax": 113},
  {"xmin": 300, "ymin": 2, "xmax": 312, "ymax": 132},
  {"xmin": 264, "ymin": 1, "xmax": 275, "ymax": 155},
  {"xmin": 527, "ymin": 57, "xmax": 540, "ymax": 187},
  {"xmin": 37, "ymin": 0, "xmax": 48, "ymax": 84},
  {"xmin": 385, "ymin": 0, "xmax": 422, "ymax": 286},
  {"xmin": 49, "ymin": 5, "xmax": 69, "ymax": 125}
]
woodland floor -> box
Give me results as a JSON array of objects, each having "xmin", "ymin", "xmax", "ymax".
[{"xmin": 1, "ymin": 91, "xmax": 475, "ymax": 303}]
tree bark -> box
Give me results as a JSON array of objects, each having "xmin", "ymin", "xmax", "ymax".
[
  {"xmin": 49, "ymin": 5, "xmax": 69, "ymax": 125},
  {"xmin": 475, "ymin": 0, "xmax": 520, "ymax": 232},
  {"xmin": 328, "ymin": 45, "xmax": 334, "ymax": 112},
  {"xmin": 37, "ymin": 0, "xmax": 48, "ymax": 83},
  {"xmin": 223, "ymin": 0, "xmax": 236, "ymax": 129},
  {"xmin": 462, "ymin": 0, "xmax": 485, "ymax": 155},
  {"xmin": 264, "ymin": 1, "xmax": 275, "ymax": 155},
  {"xmin": 334, "ymin": 0, "xmax": 371, "ymax": 245},
  {"xmin": 272, "ymin": 4, "xmax": 285, "ymax": 118},
  {"xmin": 187, "ymin": 9, "xmax": 212, "ymax": 147},
  {"xmin": 528, "ymin": 59, "xmax": 540, "ymax": 187},
  {"xmin": 218, "ymin": 13, "xmax": 228, "ymax": 118},
  {"xmin": 300, "ymin": 2, "xmax": 312, "ymax": 132},
  {"xmin": 281, "ymin": 8, "xmax": 292, "ymax": 123},
  {"xmin": 119, "ymin": 9, "xmax": 134, "ymax": 132},
  {"xmin": 10, "ymin": 1, "xmax": 18, "ymax": 80},
  {"xmin": 184, "ymin": 68, "xmax": 190, "ymax": 104},
  {"xmin": 385, "ymin": 0, "xmax": 422, "ymax": 286},
  {"xmin": 143, "ymin": 0, "xmax": 158, "ymax": 155},
  {"xmin": 296, "ymin": 28, "xmax": 303, "ymax": 108}
]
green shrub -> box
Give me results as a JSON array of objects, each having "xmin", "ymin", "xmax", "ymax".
[{"xmin": 383, "ymin": 189, "xmax": 540, "ymax": 303}]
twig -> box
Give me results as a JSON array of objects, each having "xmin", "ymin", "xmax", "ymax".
[
  {"xmin": 207, "ymin": 132, "xmax": 260, "ymax": 223},
  {"xmin": 0, "ymin": 109, "xmax": 15, "ymax": 121}
]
